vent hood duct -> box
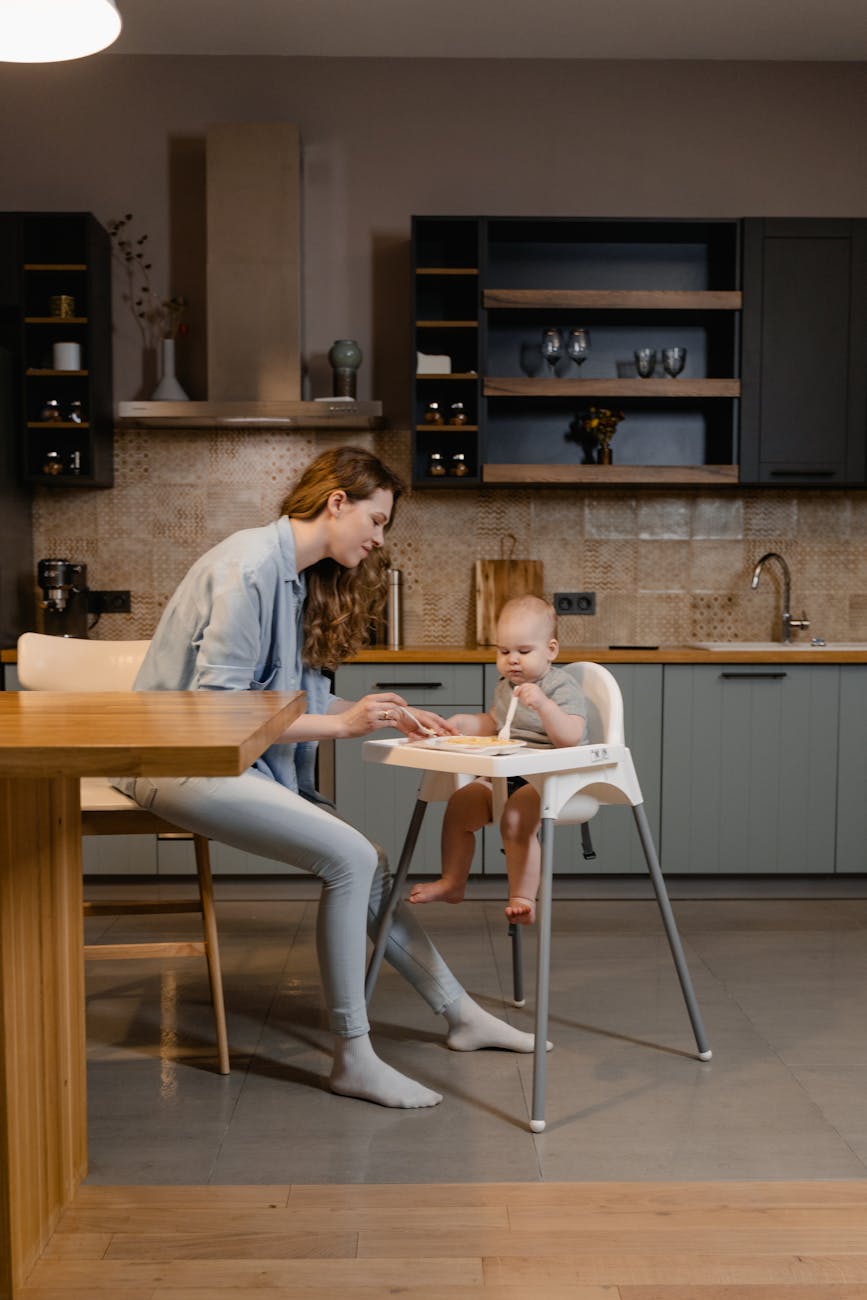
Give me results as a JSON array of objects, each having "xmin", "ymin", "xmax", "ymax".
[{"xmin": 118, "ymin": 123, "xmax": 383, "ymax": 430}]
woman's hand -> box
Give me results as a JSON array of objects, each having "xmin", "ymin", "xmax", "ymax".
[{"xmin": 331, "ymin": 693, "xmax": 458, "ymax": 739}]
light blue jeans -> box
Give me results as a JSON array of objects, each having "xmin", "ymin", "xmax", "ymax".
[{"xmin": 129, "ymin": 770, "xmax": 464, "ymax": 1037}]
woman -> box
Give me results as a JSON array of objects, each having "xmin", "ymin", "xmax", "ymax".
[{"xmin": 117, "ymin": 445, "xmax": 538, "ymax": 1109}]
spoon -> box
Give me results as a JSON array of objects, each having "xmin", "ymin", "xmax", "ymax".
[
  {"xmin": 396, "ymin": 705, "xmax": 437, "ymax": 736},
  {"xmin": 498, "ymin": 690, "xmax": 519, "ymax": 742}
]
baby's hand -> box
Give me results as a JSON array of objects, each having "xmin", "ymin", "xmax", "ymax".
[{"xmin": 514, "ymin": 681, "xmax": 545, "ymax": 713}]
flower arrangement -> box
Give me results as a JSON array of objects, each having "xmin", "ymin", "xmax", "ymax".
[
  {"xmin": 576, "ymin": 406, "xmax": 625, "ymax": 464},
  {"xmin": 107, "ymin": 213, "xmax": 187, "ymax": 345}
]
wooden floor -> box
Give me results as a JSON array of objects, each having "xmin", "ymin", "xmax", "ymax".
[{"xmin": 22, "ymin": 1181, "xmax": 867, "ymax": 1298}]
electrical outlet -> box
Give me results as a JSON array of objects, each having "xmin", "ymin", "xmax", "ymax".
[
  {"xmin": 88, "ymin": 589, "xmax": 131, "ymax": 614},
  {"xmin": 554, "ymin": 591, "xmax": 596, "ymax": 615}
]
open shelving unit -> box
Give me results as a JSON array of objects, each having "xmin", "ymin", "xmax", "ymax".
[
  {"xmin": 411, "ymin": 216, "xmax": 742, "ymax": 488},
  {"xmin": 17, "ymin": 213, "xmax": 113, "ymax": 487}
]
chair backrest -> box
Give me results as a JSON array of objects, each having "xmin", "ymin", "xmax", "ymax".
[
  {"xmin": 17, "ymin": 633, "xmax": 150, "ymax": 692},
  {"xmin": 562, "ymin": 662, "xmax": 625, "ymax": 746}
]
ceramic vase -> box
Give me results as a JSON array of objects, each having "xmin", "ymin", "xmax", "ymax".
[
  {"xmin": 150, "ymin": 338, "xmax": 189, "ymax": 401},
  {"xmin": 328, "ymin": 338, "xmax": 362, "ymax": 398}
]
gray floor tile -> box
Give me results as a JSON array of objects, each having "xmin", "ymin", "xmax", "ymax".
[{"xmin": 83, "ymin": 889, "xmax": 867, "ymax": 1185}]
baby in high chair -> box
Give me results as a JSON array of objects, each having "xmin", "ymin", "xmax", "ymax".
[{"xmin": 408, "ymin": 594, "xmax": 586, "ymax": 923}]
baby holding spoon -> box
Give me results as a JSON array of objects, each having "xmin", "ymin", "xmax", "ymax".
[{"xmin": 408, "ymin": 595, "xmax": 586, "ymax": 923}]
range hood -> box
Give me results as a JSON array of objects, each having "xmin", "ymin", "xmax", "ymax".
[{"xmin": 118, "ymin": 124, "xmax": 383, "ymax": 430}]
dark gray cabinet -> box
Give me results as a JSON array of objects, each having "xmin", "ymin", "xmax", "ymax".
[
  {"xmin": 835, "ymin": 667, "xmax": 867, "ymax": 874},
  {"xmin": 740, "ymin": 218, "xmax": 867, "ymax": 485}
]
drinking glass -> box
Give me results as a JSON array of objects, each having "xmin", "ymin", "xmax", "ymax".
[
  {"xmin": 634, "ymin": 347, "xmax": 657, "ymax": 378},
  {"xmin": 541, "ymin": 328, "xmax": 564, "ymax": 377},
  {"xmin": 662, "ymin": 346, "xmax": 687, "ymax": 378},
  {"xmin": 566, "ymin": 327, "xmax": 591, "ymax": 369}
]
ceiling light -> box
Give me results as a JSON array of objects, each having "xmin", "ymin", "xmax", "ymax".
[{"xmin": 0, "ymin": 0, "xmax": 122, "ymax": 62}]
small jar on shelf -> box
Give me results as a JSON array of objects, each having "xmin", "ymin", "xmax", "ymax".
[
  {"xmin": 448, "ymin": 451, "xmax": 469, "ymax": 477},
  {"xmin": 424, "ymin": 401, "xmax": 444, "ymax": 424},
  {"xmin": 448, "ymin": 401, "xmax": 468, "ymax": 426},
  {"xmin": 427, "ymin": 450, "xmax": 447, "ymax": 477},
  {"xmin": 42, "ymin": 450, "xmax": 63, "ymax": 476}
]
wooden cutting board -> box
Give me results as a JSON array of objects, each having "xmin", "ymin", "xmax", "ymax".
[{"xmin": 475, "ymin": 556, "xmax": 544, "ymax": 645}]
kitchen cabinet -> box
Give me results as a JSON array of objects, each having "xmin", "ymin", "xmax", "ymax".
[
  {"xmin": 411, "ymin": 215, "xmax": 742, "ymax": 489},
  {"xmin": 660, "ymin": 664, "xmax": 839, "ymax": 874},
  {"xmin": 334, "ymin": 662, "xmax": 486, "ymax": 876},
  {"xmin": 481, "ymin": 662, "xmax": 663, "ymax": 876},
  {"xmin": 16, "ymin": 211, "xmax": 114, "ymax": 488},
  {"xmin": 835, "ymin": 666, "xmax": 867, "ymax": 874},
  {"xmin": 740, "ymin": 218, "xmax": 867, "ymax": 485}
]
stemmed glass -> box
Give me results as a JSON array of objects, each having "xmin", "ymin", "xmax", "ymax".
[
  {"xmin": 540, "ymin": 328, "xmax": 564, "ymax": 377},
  {"xmin": 566, "ymin": 327, "xmax": 591, "ymax": 370},
  {"xmin": 662, "ymin": 347, "xmax": 687, "ymax": 379},
  {"xmin": 634, "ymin": 347, "xmax": 657, "ymax": 378}
]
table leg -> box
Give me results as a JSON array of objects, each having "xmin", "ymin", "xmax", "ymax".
[
  {"xmin": 0, "ymin": 776, "xmax": 87, "ymax": 1299},
  {"xmin": 530, "ymin": 815, "xmax": 556, "ymax": 1133}
]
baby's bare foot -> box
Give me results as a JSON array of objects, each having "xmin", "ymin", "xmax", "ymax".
[
  {"xmin": 408, "ymin": 878, "xmax": 466, "ymax": 905},
  {"xmin": 505, "ymin": 896, "xmax": 536, "ymax": 925}
]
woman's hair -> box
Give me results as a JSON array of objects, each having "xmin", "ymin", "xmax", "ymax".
[{"xmin": 281, "ymin": 445, "xmax": 404, "ymax": 670}]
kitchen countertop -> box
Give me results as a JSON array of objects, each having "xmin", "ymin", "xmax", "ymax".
[
  {"xmin": 5, "ymin": 644, "xmax": 867, "ymax": 667},
  {"xmin": 349, "ymin": 644, "xmax": 867, "ymax": 664}
]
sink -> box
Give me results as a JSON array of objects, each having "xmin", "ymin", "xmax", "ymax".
[{"xmin": 691, "ymin": 641, "xmax": 867, "ymax": 652}]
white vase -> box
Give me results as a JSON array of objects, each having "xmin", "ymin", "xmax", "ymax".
[{"xmin": 150, "ymin": 338, "xmax": 189, "ymax": 401}]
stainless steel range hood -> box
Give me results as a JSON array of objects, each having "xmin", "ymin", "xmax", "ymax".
[{"xmin": 117, "ymin": 124, "xmax": 383, "ymax": 431}]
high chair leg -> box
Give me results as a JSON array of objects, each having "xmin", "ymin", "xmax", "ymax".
[
  {"xmin": 508, "ymin": 923, "xmax": 525, "ymax": 1006},
  {"xmin": 365, "ymin": 797, "xmax": 428, "ymax": 1002},
  {"xmin": 632, "ymin": 802, "xmax": 712, "ymax": 1061}
]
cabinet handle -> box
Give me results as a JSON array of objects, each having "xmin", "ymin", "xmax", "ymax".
[
  {"xmin": 373, "ymin": 680, "xmax": 444, "ymax": 690},
  {"xmin": 719, "ymin": 671, "xmax": 787, "ymax": 680}
]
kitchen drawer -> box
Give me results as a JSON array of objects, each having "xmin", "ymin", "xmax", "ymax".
[{"xmin": 335, "ymin": 663, "xmax": 483, "ymax": 708}]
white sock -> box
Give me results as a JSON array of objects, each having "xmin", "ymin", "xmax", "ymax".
[
  {"xmin": 443, "ymin": 993, "xmax": 552, "ymax": 1053},
  {"xmin": 330, "ymin": 1033, "xmax": 443, "ymax": 1109}
]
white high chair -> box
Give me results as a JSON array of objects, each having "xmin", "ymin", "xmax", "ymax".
[
  {"xmin": 16, "ymin": 633, "xmax": 230, "ymax": 1074},
  {"xmin": 362, "ymin": 661, "xmax": 711, "ymax": 1131}
]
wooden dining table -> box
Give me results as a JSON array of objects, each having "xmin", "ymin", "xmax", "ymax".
[{"xmin": 0, "ymin": 688, "xmax": 306, "ymax": 1299}]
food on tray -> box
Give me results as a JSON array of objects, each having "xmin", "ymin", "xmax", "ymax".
[{"xmin": 445, "ymin": 735, "xmax": 521, "ymax": 746}]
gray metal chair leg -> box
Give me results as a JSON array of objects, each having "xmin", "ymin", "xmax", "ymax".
[
  {"xmin": 632, "ymin": 802, "xmax": 712, "ymax": 1060},
  {"xmin": 364, "ymin": 797, "xmax": 428, "ymax": 1003},
  {"xmin": 508, "ymin": 923, "xmax": 525, "ymax": 1006},
  {"xmin": 530, "ymin": 815, "xmax": 556, "ymax": 1132}
]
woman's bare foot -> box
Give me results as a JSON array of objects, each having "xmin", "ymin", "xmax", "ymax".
[
  {"xmin": 505, "ymin": 896, "xmax": 536, "ymax": 924},
  {"xmin": 408, "ymin": 878, "xmax": 466, "ymax": 905}
]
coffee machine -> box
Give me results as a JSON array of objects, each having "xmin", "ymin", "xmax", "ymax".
[{"xmin": 36, "ymin": 558, "xmax": 90, "ymax": 638}]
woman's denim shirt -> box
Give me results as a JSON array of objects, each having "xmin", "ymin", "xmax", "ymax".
[{"xmin": 116, "ymin": 517, "xmax": 336, "ymax": 801}]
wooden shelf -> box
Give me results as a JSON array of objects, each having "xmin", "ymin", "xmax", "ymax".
[
  {"xmin": 416, "ymin": 320, "xmax": 478, "ymax": 328},
  {"xmin": 23, "ymin": 263, "xmax": 87, "ymax": 271},
  {"xmin": 27, "ymin": 421, "xmax": 89, "ymax": 429},
  {"xmin": 483, "ymin": 463, "xmax": 740, "ymax": 486},
  {"xmin": 416, "ymin": 267, "xmax": 478, "ymax": 276},
  {"xmin": 484, "ymin": 289, "xmax": 742, "ymax": 310},
  {"xmin": 415, "ymin": 424, "xmax": 479, "ymax": 432},
  {"xmin": 24, "ymin": 316, "xmax": 88, "ymax": 325},
  {"xmin": 415, "ymin": 372, "xmax": 478, "ymax": 380},
  {"xmin": 26, "ymin": 368, "xmax": 89, "ymax": 377},
  {"xmin": 484, "ymin": 377, "xmax": 741, "ymax": 398}
]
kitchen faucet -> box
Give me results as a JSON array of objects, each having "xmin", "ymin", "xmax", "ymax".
[{"xmin": 750, "ymin": 552, "xmax": 810, "ymax": 644}]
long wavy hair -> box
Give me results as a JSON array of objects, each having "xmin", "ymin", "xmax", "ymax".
[{"xmin": 280, "ymin": 445, "xmax": 404, "ymax": 670}]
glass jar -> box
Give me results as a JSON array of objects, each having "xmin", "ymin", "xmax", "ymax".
[
  {"xmin": 449, "ymin": 451, "xmax": 469, "ymax": 477},
  {"xmin": 40, "ymin": 399, "xmax": 62, "ymax": 422},
  {"xmin": 449, "ymin": 401, "xmax": 468, "ymax": 426},
  {"xmin": 424, "ymin": 401, "xmax": 444, "ymax": 425},
  {"xmin": 42, "ymin": 450, "xmax": 63, "ymax": 476},
  {"xmin": 427, "ymin": 451, "xmax": 446, "ymax": 477},
  {"xmin": 66, "ymin": 400, "xmax": 84, "ymax": 425}
]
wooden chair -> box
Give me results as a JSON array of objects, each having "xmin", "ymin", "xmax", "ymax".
[{"xmin": 17, "ymin": 632, "xmax": 229, "ymax": 1074}]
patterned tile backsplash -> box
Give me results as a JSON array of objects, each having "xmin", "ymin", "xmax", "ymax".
[{"xmin": 32, "ymin": 428, "xmax": 867, "ymax": 648}]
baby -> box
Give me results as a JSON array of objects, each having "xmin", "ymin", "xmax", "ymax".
[{"xmin": 409, "ymin": 594, "xmax": 586, "ymax": 923}]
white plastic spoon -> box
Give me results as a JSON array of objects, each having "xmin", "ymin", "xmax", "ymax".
[{"xmin": 498, "ymin": 690, "xmax": 518, "ymax": 742}]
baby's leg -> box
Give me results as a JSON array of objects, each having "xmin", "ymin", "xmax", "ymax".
[
  {"xmin": 409, "ymin": 779, "xmax": 492, "ymax": 905},
  {"xmin": 500, "ymin": 783, "xmax": 542, "ymax": 924}
]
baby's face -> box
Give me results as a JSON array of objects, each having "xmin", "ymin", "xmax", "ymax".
[{"xmin": 494, "ymin": 610, "xmax": 557, "ymax": 686}]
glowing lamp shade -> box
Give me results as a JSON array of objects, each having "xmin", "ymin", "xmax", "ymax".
[{"xmin": 0, "ymin": 0, "xmax": 122, "ymax": 62}]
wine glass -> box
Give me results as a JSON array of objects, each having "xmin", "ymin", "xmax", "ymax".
[
  {"xmin": 634, "ymin": 347, "xmax": 657, "ymax": 378},
  {"xmin": 540, "ymin": 328, "xmax": 563, "ymax": 377},
  {"xmin": 566, "ymin": 327, "xmax": 591, "ymax": 370},
  {"xmin": 662, "ymin": 346, "xmax": 687, "ymax": 379}
]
